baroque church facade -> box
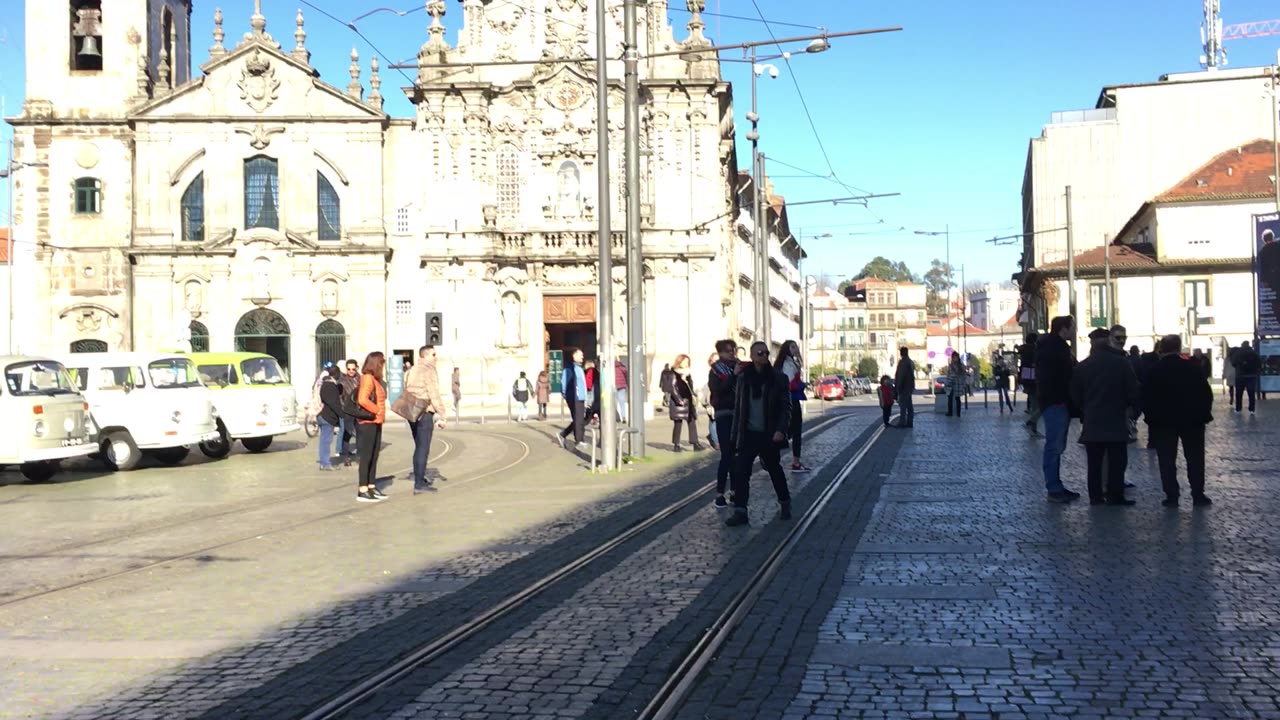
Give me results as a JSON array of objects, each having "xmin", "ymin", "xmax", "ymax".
[{"xmin": 10, "ymin": 0, "xmax": 789, "ymax": 401}]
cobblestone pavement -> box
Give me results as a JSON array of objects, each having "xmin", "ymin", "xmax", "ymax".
[
  {"xmin": 0, "ymin": 419, "xmax": 724, "ymax": 719},
  {"xmin": 689, "ymin": 398, "xmax": 1280, "ymax": 720}
]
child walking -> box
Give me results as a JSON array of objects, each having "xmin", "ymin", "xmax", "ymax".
[{"xmin": 878, "ymin": 375, "xmax": 895, "ymax": 427}]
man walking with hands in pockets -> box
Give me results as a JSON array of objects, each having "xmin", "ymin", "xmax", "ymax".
[{"xmin": 404, "ymin": 346, "xmax": 447, "ymax": 494}]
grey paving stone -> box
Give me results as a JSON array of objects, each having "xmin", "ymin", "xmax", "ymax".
[
  {"xmin": 846, "ymin": 584, "xmax": 996, "ymax": 600},
  {"xmin": 854, "ymin": 542, "xmax": 987, "ymax": 554},
  {"xmin": 810, "ymin": 643, "xmax": 1011, "ymax": 670}
]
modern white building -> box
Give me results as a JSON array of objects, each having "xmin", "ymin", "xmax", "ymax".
[
  {"xmin": 968, "ymin": 283, "xmax": 1019, "ymax": 332},
  {"xmin": 1020, "ymin": 64, "xmax": 1279, "ymax": 354},
  {"xmin": 7, "ymin": 0, "xmax": 799, "ymax": 403}
]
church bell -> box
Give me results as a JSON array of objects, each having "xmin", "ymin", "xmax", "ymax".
[{"xmin": 77, "ymin": 36, "xmax": 101, "ymax": 58}]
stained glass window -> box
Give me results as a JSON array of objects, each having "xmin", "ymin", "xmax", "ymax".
[
  {"xmin": 244, "ymin": 156, "xmax": 279, "ymax": 230},
  {"xmin": 181, "ymin": 173, "xmax": 204, "ymax": 242},
  {"xmin": 317, "ymin": 172, "xmax": 340, "ymax": 241}
]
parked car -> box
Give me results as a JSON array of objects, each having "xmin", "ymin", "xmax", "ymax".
[
  {"xmin": 854, "ymin": 377, "xmax": 873, "ymax": 395},
  {"xmin": 818, "ymin": 376, "xmax": 846, "ymax": 401},
  {"xmin": 933, "ymin": 376, "xmax": 948, "ymax": 393},
  {"xmin": 187, "ymin": 352, "xmax": 300, "ymax": 457},
  {"xmin": 0, "ymin": 356, "xmax": 96, "ymax": 482},
  {"xmin": 837, "ymin": 375, "xmax": 855, "ymax": 395},
  {"xmin": 61, "ymin": 352, "xmax": 220, "ymax": 471}
]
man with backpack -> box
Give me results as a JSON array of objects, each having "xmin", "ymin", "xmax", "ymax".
[{"xmin": 512, "ymin": 371, "xmax": 534, "ymax": 422}]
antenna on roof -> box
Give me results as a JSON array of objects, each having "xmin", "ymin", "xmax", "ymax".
[{"xmin": 1201, "ymin": 0, "xmax": 1227, "ymax": 70}]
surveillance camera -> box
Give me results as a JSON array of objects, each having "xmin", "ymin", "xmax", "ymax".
[{"xmin": 768, "ymin": 66, "xmax": 779, "ymax": 79}]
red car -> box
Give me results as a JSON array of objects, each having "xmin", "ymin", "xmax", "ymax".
[{"xmin": 818, "ymin": 376, "xmax": 846, "ymax": 401}]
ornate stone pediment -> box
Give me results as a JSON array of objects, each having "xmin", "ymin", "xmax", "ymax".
[
  {"xmin": 542, "ymin": 263, "xmax": 597, "ymax": 288},
  {"xmin": 239, "ymin": 49, "xmax": 281, "ymax": 113}
]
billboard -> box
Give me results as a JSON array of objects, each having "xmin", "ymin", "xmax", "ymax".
[
  {"xmin": 1255, "ymin": 213, "xmax": 1280, "ymax": 337},
  {"xmin": 1259, "ymin": 338, "xmax": 1280, "ymax": 394}
]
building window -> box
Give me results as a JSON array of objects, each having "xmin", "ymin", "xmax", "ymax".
[
  {"xmin": 395, "ymin": 206, "xmax": 410, "ymax": 235},
  {"xmin": 315, "ymin": 319, "xmax": 347, "ymax": 374},
  {"xmin": 70, "ymin": 1, "xmax": 103, "ymax": 72},
  {"xmin": 1183, "ymin": 278, "xmax": 1211, "ymax": 329},
  {"xmin": 189, "ymin": 320, "xmax": 209, "ymax": 352},
  {"xmin": 244, "ymin": 156, "xmax": 279, "ymax": 230},
  {"xmin": 317, "ymin": 172, "xmax": 341, "ymax": 241},
  {"xmin": 181, "ymin": 173, "xmax": 204, "ymax": 242},
  {"xmin": 395, "ymin": 299, "xmax": 412, "ymax": 325},
  {"xmin": 74, "ymin": 178, "xmax": 101, "ymax": 214},
  {"xmin": 1087, "ymin": 282, "xmax": 1113, "ymax": 329},
  {"xmin": 496, "ymin": 144, "xmax": 521, "ymax": 222}
]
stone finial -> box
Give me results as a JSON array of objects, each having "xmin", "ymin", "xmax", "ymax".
[
  {"xmin": 417, "ymin": 0, "xmax": 452, "ymax": 83},
  {"xmin": 347, "ymin": 48, "xmax": 364, "ymax": 101},
  {"xmin": 210, "ymin": 7, "xmax": 227, "ymax": 59},
  {"xmin": 156, "ymin": 47, "xmax": 172, "ymax": 94},
  {"xmin": 243, "ymin": 0, "xmax": 279, "ymax": 48},
  {"xmin": 368, "ymin": 57, "xmax": 384, "ymax": 110},
  {"xmin": 292, "ymin": 8, "xmax": 311, "ymax": 64},
  {"xmin": 684, "ymin": 0, "xmax": 711, "ymax": 49}
]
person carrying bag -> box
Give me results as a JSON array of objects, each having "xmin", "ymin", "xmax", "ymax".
[{"xmin": 512, "ymin": 371, "xmax": 533, "ymax": 422}]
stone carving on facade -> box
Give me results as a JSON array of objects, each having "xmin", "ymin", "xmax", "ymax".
[
  {"xmin": 320, "ymin": 279, "xmax": 339, "ymax": 317},
  {"xmin": 235, "ymin": 124, "xmax": 285, "ymax": 150},
  {"xmin": 542, "ymin": 263, "xmax": 597, "ymax": 288},
  {"xmin": 486, "ymin": 2, "xmax": 525, "ymax": 35},
  {"xmin": 482, "ymin": 204, "xmax": 498, "ymax": 228},
  {"xmin": 554, "ymin": 161, "xmax": 582, "ymax": 218},
  {"xmin": 238, "ymin": 49, "xmax": 280, "ymax": 113},
  {"xmin": 252, "ymin": 257, "xmax": 272, "ymax": 303},
  {"xmin": 545, "ymin": 80, "xmax": 589, "ymax": 111},
  {"xmin": 499, "ymin": 291, "xmax": 523, "ymax": 347},
  {"xmin": 184, "ymin": 280, "xmax": 204, "ymax": 316},
  {"xmin": 75, "ymin": 309, "xmax": 102, "ymax": 333}
]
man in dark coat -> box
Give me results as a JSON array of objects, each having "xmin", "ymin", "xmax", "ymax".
[
  {"xmin": 1233, "ymin": 340, "xmax": 1262, "ymax": 413},
  {"xmin": 1071, "ymin": 327, "xmax": 1140, "ymax": 505},
  {"xmin": 1143, "ymin": 335, "xmax": 1213, "ymax": 507},
  {"xmin": 894, "ymin": 346, "xmax": 916, "ymax": 428},
  {"xmin": 707, "ymin": 339, "xmax": 740, "ymax": 508},
  {"xmin": 725, "ymin": 341, "xmax": 792, "ymax": 527},
  {"xmin": 1035, "ymin": 316, "xmax": 1080, "ymax": 502}
]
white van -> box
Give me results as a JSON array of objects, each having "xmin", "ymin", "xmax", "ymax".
[
  {"xmin": 0, "ymin": 355, "xmax": 96, "ymax": 481},
  {"xmin": 61, "ymin": 352, "xmax": 220, "ymax": 471},
  {"xmin": 186, "ymin": 352, "xmax": 300, "ymax": 457}
]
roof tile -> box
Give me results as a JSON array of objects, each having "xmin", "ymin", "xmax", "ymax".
[{"xmin": 1156, "ymin": 139, "xmax": 1278, "ymax": 203}]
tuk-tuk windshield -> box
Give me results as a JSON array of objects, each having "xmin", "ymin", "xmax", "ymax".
[
  {"xmin": 5, "ymin": 360, "xmax": 79, "ymax": 397},
  {"xmin": 240, "ymin": 357, "xmax": 288, "ymax": 385},
  {"xmin": 198, "ymin": 364, "xmax": 239, "ymax": 387},
  {"xmin": 148, "ymin": 358, "xmax": 203, "ymax": 389}
]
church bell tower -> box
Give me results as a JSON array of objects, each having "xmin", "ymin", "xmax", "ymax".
[{"xmin": 22, "ymin": 0, "xmax": 193, "ymax": 119}]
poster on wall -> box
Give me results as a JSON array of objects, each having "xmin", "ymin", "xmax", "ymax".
[
  {"xmin": 1254, "ymin": 213, "xmax": 1280, "ymax": 336},
  {"xmin": 1258, "ymin": 338, "xmax": 1280, "ymax": 393}
]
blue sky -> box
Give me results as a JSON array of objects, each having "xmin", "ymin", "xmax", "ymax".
[{"xmin": 2, "ymin": 1, "xmax": 1279, "ymax": 286}]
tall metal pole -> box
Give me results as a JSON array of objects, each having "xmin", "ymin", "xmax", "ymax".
[
  {"xmin": 945, "ymin": 223, "xmax": 951, "ymax": 351},
  {"xmin": 1103, "ymin": 233, "xmax": 1112, "ymax": 326},
  {"xmin": 757, "ymin": 151, "xmax": 768, "ymax": 345},
  {"xmin": 1065, "ymin": 185, "xmax": 1077, "ymax": 327},
  {"xmin": 749, "ymin": 46, "xmax": 766, "ymax": 340},
  {"xmin": 623, "ymin": 0, "xmax": 645, "ymax": 456},
  {"xmin": 960, "ymin": 264, "xmax": 967, "ymax": 356},
  {"xmin": 6, "ymin": 136, "xmax": 12, "ymax": 354},
  {"xmin": 595, "ymin": 0, "xmax": 616, "ymax": 471},
  {"xmin": 1273, "ymin": 56, "xmax": 1279, "ymax": 212}
]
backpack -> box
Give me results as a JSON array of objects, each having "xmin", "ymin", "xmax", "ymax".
[{"xmin": 512, "ymin": 378, "xmax": 531, "ymax": 403}]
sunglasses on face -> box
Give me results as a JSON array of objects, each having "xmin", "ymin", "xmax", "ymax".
[
  {"xmin": 753, "ymin": 350, "xmax": 769, "ymax": 357},
  {"xmin": 1112, "ymin": 336, "xmax": 1126, "ymax": 343}
]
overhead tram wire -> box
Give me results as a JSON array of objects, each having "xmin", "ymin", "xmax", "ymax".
[
  {"xmin": 298, "ymin": 0, "xmax": 415, "ymax": 84},
  {"xmin": 669, "ymin": 7, "xmax": 824, "ymax": 30}
]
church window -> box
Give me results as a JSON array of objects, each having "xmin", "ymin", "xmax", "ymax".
[
  {"xmin": 496, "ymin": 144, "xmax": 520, "ymax": 222},
  {"xmin": 395, "ymin": 206, "xmax": 410, "ymax": 235},
  {"xmin": 181, "ymin": 173, "xmax": 204, "ymax": 242},
  {"xmin": 69, "ymin": 1, "xmax": 103, "ymax": 72},
  {"xmin": 317, "ymin": 172, "xmax": 341, "ymax": 241},
  {"xmin": 161, "ymin": 7, "xmax": 176, "ymax": 87},
  {"xmin": 73, "ymin": 178, "xmax": 101, "ymax": 214},
  {"xmin": 244, "ymin": 156, "xmax": 279, "ymax": 230}
]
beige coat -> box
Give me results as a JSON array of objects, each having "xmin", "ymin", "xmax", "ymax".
[{"xmin": 405, "ymin": 361, "xmax": 447, "ymax": 418}]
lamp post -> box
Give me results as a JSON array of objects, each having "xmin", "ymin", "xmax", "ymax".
[
  {"xmin": 913, "ymin": 225, "xmax": 951, "ymax": 349},
  {"xmin": 0, "ymin": 149, "xmax": 46, "ymax": 355},
  {"xmin": 593, "ymin": 0, "xmax": 616, "ymax": 471}
]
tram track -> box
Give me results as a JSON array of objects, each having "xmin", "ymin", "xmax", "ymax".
[
  {"xmin": 0, "ymin": 431, "xmax": 533, "ymax": 609},
  {"xmin": 294, "ymin": 410, "xmax": 872, "ymax": 720}
]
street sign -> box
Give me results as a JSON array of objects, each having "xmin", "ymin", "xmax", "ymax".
[
  {"xmin": 387, "ymin": 354, "xmax": 404, "ymax": 405},
  {"xmin": 549, "ymin": 350, "xmax": 563, "ymax": 394}
]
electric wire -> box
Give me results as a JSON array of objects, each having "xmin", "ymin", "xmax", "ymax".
[{"xmin": 299, "ymin": 0, "xmax": 416, "ymax": 84}]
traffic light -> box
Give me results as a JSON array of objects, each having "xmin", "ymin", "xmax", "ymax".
[{"xmin": 425, "ymin": 312, "xmax": 443, "ymax": 346}]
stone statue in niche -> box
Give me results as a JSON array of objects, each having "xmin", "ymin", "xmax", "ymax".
[
  {"xmin": 252, "ymin": 258, "xmax": 271, "ymax": 300},
  {"xmin": 500, "ymin": 291, "xmax": 522, "ymax": 347},
  {"xmin": 321, "ymin": 279, "xmax": 339, "ymax": 316},
  {"xmin": 555, "ymin": 161, "xmax": 581, "ymax": 218},
  {"xmin": 184, "ymin": 280, "xmax": 203, "ymax": 315}
]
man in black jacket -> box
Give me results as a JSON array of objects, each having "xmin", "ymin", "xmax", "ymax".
[
  {"xmin": 894, "ymin": 346, "xmax": 916, "ymax": 428},
  {"xmin": 707, "ymin": 339, "xmax": 740, "ymax": 508},
  {"xmin": 726, "ymin": 341, "xmax": 792, "ymax": 527},
  {"xmin": 1072, "ymin": 328, "xmax": 1141, "ymax": 505},
  {"xmin": 1233, "ymin": 340, "xmax": 1262, "ymax": 413},
  {"xmin": 1036, "ymin": 316, "xmax": 1081, "ymax": 502},
  {"xmin": 1143, "ymin": 335, "xmax": 1213, "ymax": 507}
]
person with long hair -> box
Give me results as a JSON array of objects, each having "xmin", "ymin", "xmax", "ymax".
[
  {"xmin": 355, "ymin": 352, "xmax": 388, "ymax": 502},
  {"xmin": 773, "ymin": 340, "xmax": 810, "ymax": 472},
  {"xmin": 667, "ymin": 354, "xmax": 705, "ymax": 452}
]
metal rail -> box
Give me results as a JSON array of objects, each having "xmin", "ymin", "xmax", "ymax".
[{"xmin": 299, "ymin": 411, "xmax": 858, "ymax": 720}]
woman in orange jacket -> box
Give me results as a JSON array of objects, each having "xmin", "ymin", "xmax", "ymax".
[{"xmin": 356, "ymin": 351, "xmax": 388, "ymax": 502}]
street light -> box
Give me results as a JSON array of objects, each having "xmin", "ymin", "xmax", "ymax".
[
  {"xmin": 0, "ymin": 153, "xmax": 47, "ymax": 355},
  {"xmin": 913, "ymin": 225, "xmax": 952, "ymax": 350}
]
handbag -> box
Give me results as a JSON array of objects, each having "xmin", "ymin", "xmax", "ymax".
[
  {"xmin": 391, "ymin": 390, "xmax": 426, "ymax": 422},
  {"xmin": 343, "ymin": 385, "xmax": 376, "ymax": 421}
]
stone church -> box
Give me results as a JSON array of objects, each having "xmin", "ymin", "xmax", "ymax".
[{"xmin": 9, "ymin": 0, "xmax": 779, "ymax": 402}]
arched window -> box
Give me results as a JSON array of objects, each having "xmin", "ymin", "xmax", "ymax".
[
  {"xmin": 234, "ymin": 308, "xmax": 291, "ymax": 376},
  {"xmin": 315, "ymin": 319, "xmax": 346, "ymax": 373},
  {"xmin": 181, "ymin": 172, "xmax": 204, "ymax": 242},
  {"xmin": 69, "ymin": 0, "xmax": 103, "ymax": 72},
  {"xmin": 244, "ymin": 156, "xmax": 279, "ymax": 230},
  {"xmin": 70, "ymin": 339, "xmax": 107, "ymax": 353},
  {"xmin": 496, "ymin": 144, "xmax": 521, "ymax": 222},
  {"xmin": 189, "ymin": 320, "xmax": 209, "ymax": 352},
  {"xmin": 317, "ymin": 172, "xmax": 341, "ymax": 241},
  {"xmin": 74, "ymin": 178, "xmax": 101, "ymax": 214}
]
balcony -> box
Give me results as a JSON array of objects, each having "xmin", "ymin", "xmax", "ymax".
[
  {"xmin": 1048, "ymin": 107, "xmax": 1117, "ymax": 125},
  {"xmin": 868, "ymin": 320, "xmax": 896, "ymax": 330}
]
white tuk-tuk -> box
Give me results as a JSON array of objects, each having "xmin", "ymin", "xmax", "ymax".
[{"xmin": 0, "ymin": 355, "xmax": 96, "ymax": 481}]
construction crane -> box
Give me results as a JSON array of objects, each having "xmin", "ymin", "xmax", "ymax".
[{"xmin": 1202, "ymin": 0, "xmax": 1280, "ymax": 69}]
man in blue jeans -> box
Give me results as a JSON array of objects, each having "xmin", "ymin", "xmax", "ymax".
[
  {"xmin": 707, "ymin": 339, "xmax": 740, "ymax": 508},
  {"xmin": 1035, "ymin": 315, "xmax": 1082, "ymax": 503},
  {"xmin": 404, "ymin": 345, "xmax": 447, "ymax": 494}
]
